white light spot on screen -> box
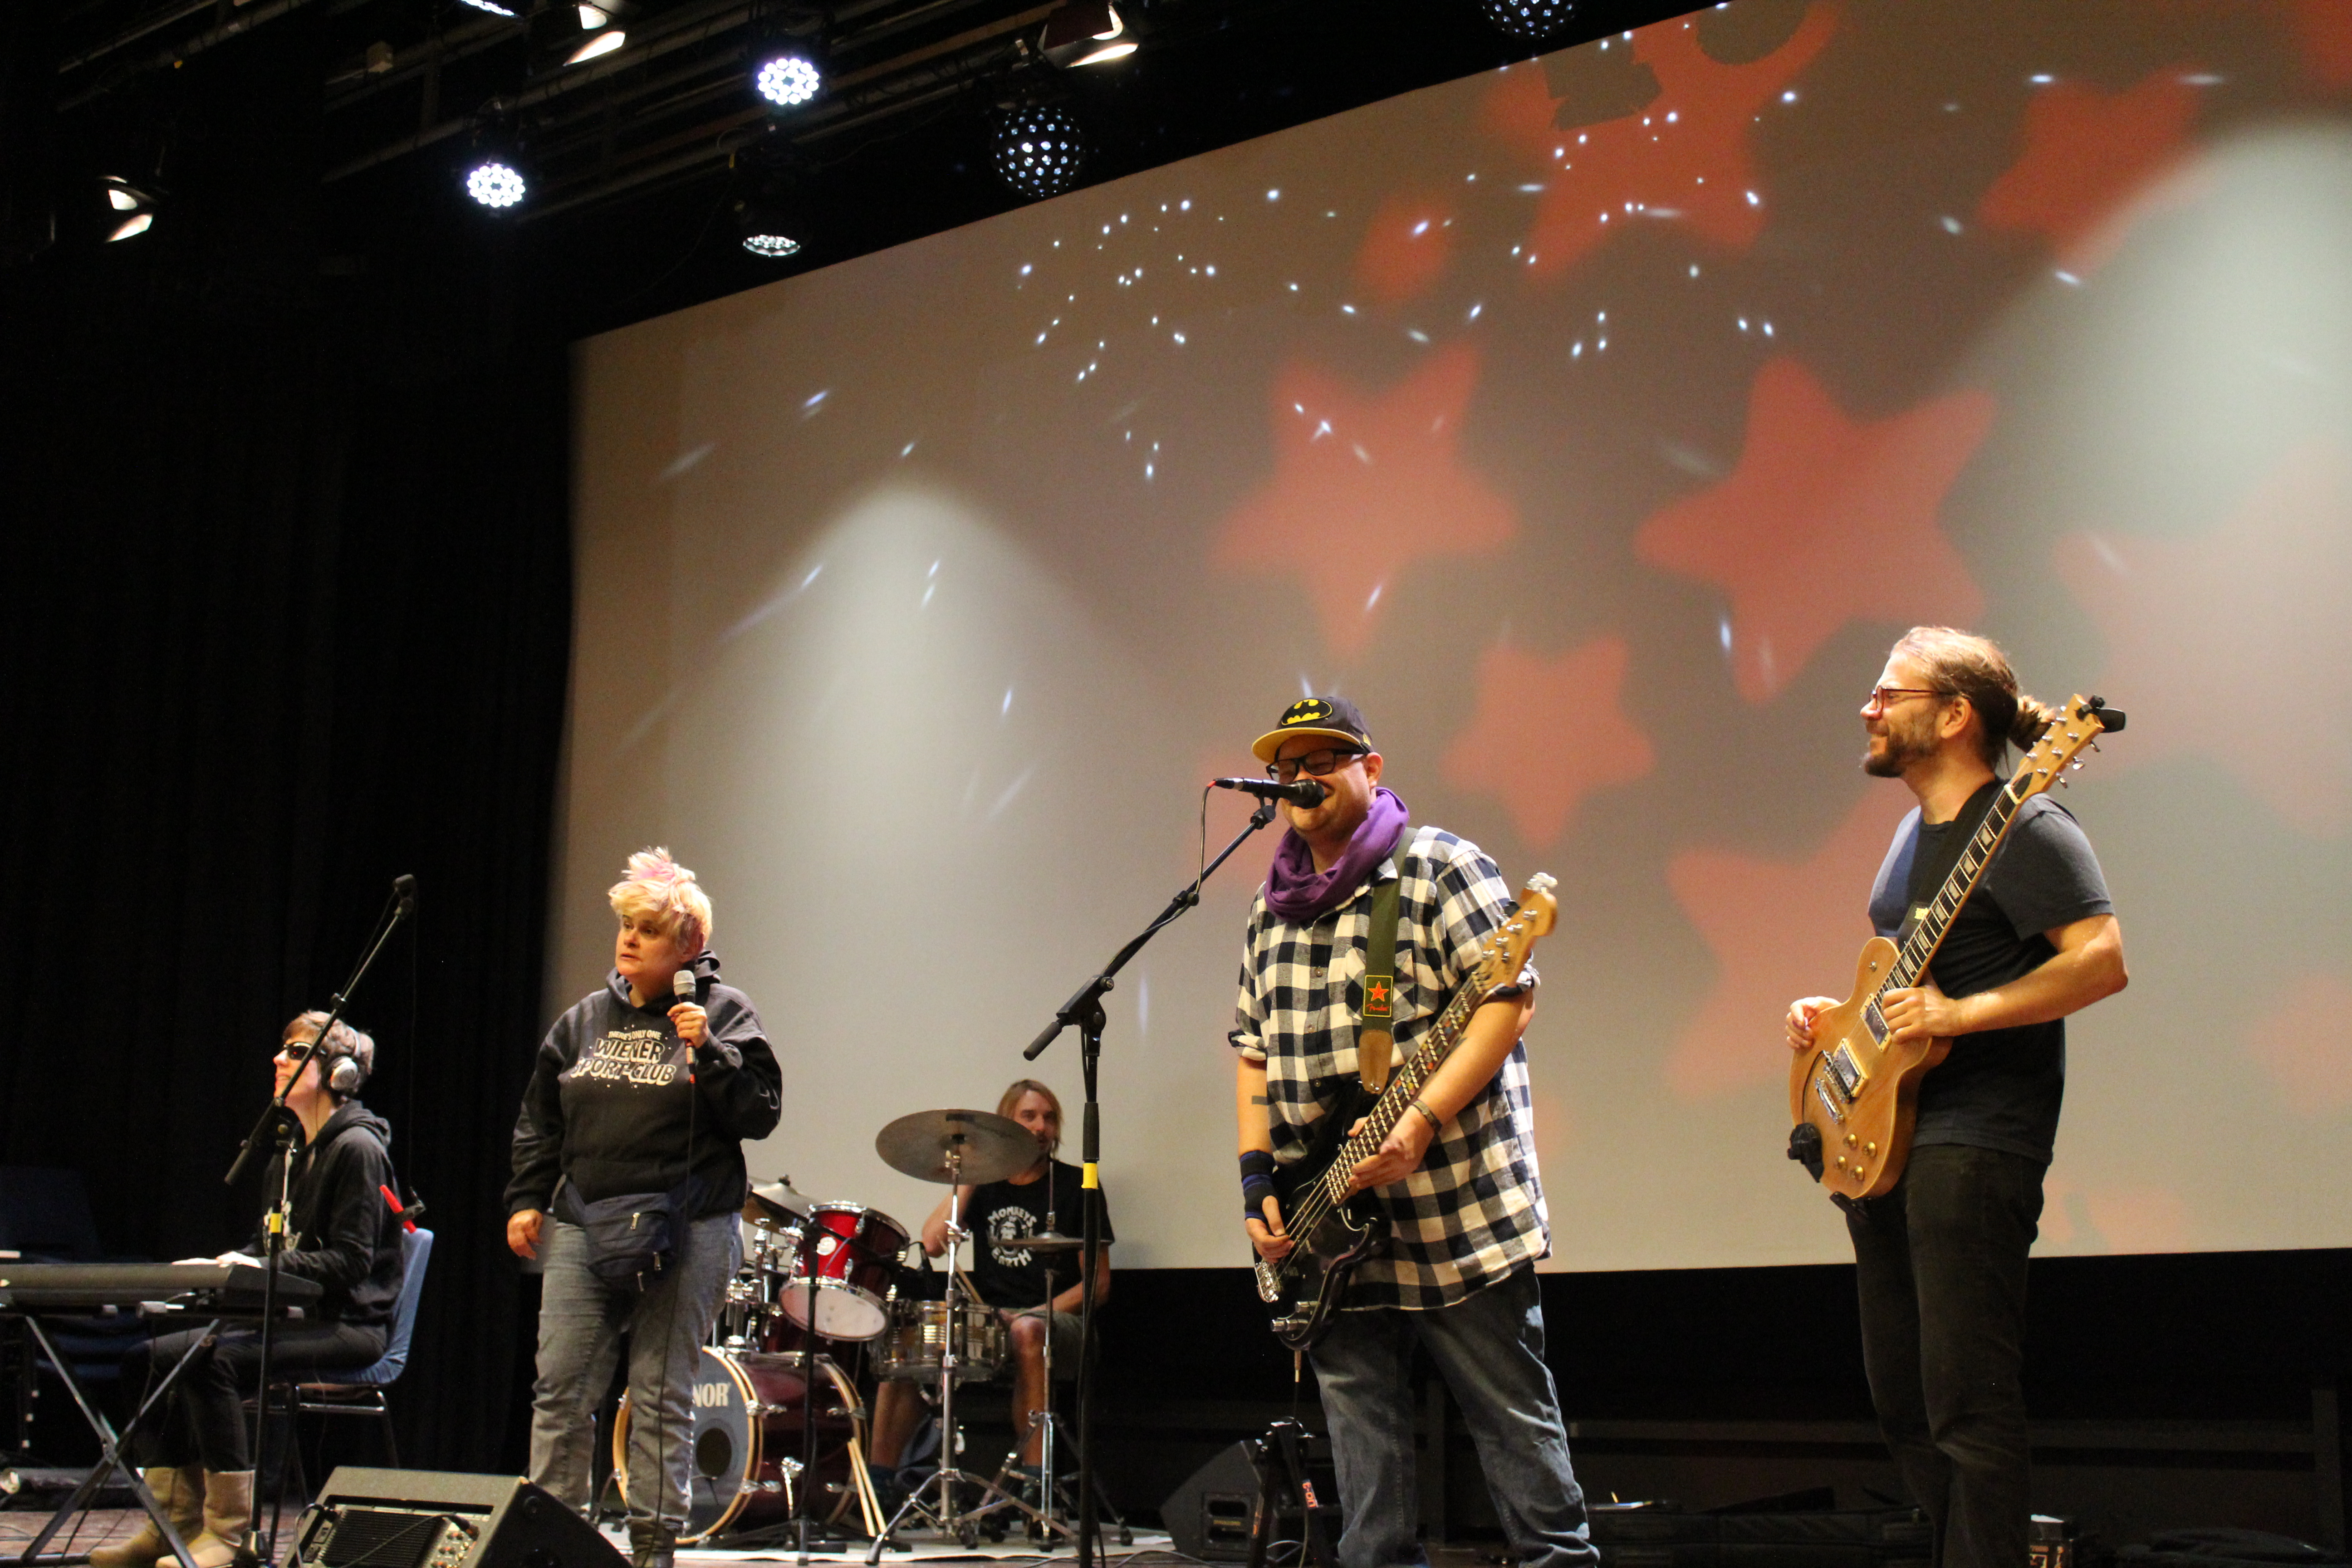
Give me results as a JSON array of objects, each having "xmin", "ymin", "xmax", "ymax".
[
  {"xmin": 2182, "ymin": 73, "xmax": 2223, "ymax": 85},
  {"xmin": 1294, "ymin": 403, "xmax": 1305, "ymax": 414},
  {"xmin": 1173, "ymin": 332, "xmax": 1187, "ymax": 344},
  {"xmin": 2030, "ymin": 73, "xmax": 2053, "ymax": 84},
  {"xmin": 1352, "ymin": 444, "xmax": 1370, "ymax": 465},
  {"xmin": 1300, "ymin": 673, "xmax": 1314, "ymax": 698},
  {"xmin": 1145, "ymin": 463, "xmax": 1154, "ymax": 480},
  {"xmin": 1312, "ymin": 420, "xmax": 1331, "ymax": 440},
  {"xmin": 1020, "ymin": 264, "xmax": 1033, "ymax": 276},
  {"xmin": 921, "ymin": 583, "xmax": 936, "ymax": 608},
  {"xmin": 1002, "ymin": 687, "xmax": 1014, "ymax": 717},
  {"xmin": 1412, "ymin": 219, "xmax": 1431, "ymax": 236},
  {"xmin": 1689, "ymin": 263, "xmax": 1701, "ymax": 277},
  {"xmin": 1782, "ymin": 90, "xmax": 1797, "ymax": 103},
  {"xmin": 656, "ymin": 442, "xmax": 715, "ymax": 480},
  {"xmin": 1762, "ymin": 321, "xmax": 1774, "ymax": 336},
  {"xmin": 1718, "ymin": 617, "xmax": 1732, "ymax": 652},
  {"xmin": 1121, "ymin": 214, "xmax": 1129, "ymax": 224},
  {"xmin": 1467, "ymin": 302, "xmax": 1483, "ymax": 321},
  {"xmin": 1738, "ymin": 317, "xmax": 1749, "ymax": 331},
  {"xmin": 1578, "ymin": 133, "xmax": 1588, "ymax": 143},
  {"xmin": 1554, "ymin": 145, "xmax": 1564, "ymax": 157},
  {"xmin": 1340, "ymin": 304, "xmax": 1357, "ymax": 315},
  {"xmin": 987, "ymin": 766, "xmax": 1036, "ymax": 820},
  {"xmin": 1465, "ymin": 172, "xmax": 1477, "ymax": 182},
  {"xmin": 1945, "ymin": 101, "xmax": 1960, "ymax": 112},
  {"xmin": 1407, "ymin": 328, "xmax": 1429, "ymax": 343},
  {"xmin": 1267, "ymin": 188, "xmax": 1280, "ymax": 201},
  {"xmin": 900, "ymin": 441, "xmax": 917, "ymax": 458},
  {"xmin": 1180, "ymin": 199, "xmax": 1191, "ymax": 210},
  {"xmin": 1037, "ymin": 333, "xmax": 1048, "ymax": 345},
  {"xmin": 2056, "ymin": 270, "xmax": 2081, "ymax": 285},
  {"xmin": 802, "ymin": 389, "xmax": 830, "ymax": 415},
  {"xmin": 1666, "ymin": 111, "xmax": 1679, "ymax": 123},
  {"xmin": 1597, "ymin": 338, "xmax": 1607, "ymax": 351},
  {"xmin": 1366, "ymin": 583, "xmax": 1383, "ymax": 610},
  {"xmin": 1572, "ymin": 341, "xmax": 1583, "ymax": 358},
  {"xmin": 1745, "ymin": 190, "xmax": 1760, "ymax": 206},
  {"xmin": 928, "ymin": 559, "xmax": 940, "ymax": 579},
  {"xmin": 1288, "ymin": 282, "xmax": 1300, "ymax": 291},
  {"xmin": 1517, "ymin": 183, "xmax": 1544, "ymax": 193},
  {"xmin": 804, "ymin": 565, "xmax": 823, "ymax": 588},
  {"xmin": 1941, "ymin": 215, "xmax": 1963, "ymax": 234},
  {"xmin": 1206, "ymin": 265, "xmax": 1217, "ymax": 276}
]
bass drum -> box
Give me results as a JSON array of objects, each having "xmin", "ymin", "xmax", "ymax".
[{"xmin": 612, "ymin": 1346, "xmax": 866, "ymax": 1542}]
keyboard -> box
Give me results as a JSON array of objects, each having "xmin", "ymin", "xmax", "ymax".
[{"xmin": 0, "ymin": 1262, "xmax": 324, "ymax": 1313}]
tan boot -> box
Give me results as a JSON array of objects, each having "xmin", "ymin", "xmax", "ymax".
[
  {"xmin": 88, "ymin": 1466, "xmax": 201, "ymax": 1568},
  {"xmin": 177, "ymin": 1469, "xmax": 254, "ymax": 1568}
]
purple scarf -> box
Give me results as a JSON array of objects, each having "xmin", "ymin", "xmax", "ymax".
[{"xmin": 1264, "ymin": 787, "xmax": 1411, "ymax": 923}]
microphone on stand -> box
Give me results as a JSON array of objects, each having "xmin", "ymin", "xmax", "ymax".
[
  {"xmin": 392, "ymin": 873, "xmax": 418, "ymax": 916},
  {"xmin": 1214, "ymin": 776, "xmax": 1327, "ymax": 807}
]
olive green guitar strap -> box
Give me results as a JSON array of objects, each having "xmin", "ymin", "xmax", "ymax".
[{"xmin": 1356, "ymin": 828, "xmax": 1409, "ymax": 1093}]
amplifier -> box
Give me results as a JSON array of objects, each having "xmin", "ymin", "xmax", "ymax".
[{"xmin": 288, "ymin": 1468, "xmax": 624, "ymax": 1568}]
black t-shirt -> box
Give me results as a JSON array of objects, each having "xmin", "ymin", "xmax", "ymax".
[
  {"xmin": 966, "ymin": 1160, "xmax": 1113, "ymax": 1312},
  {"xmin": 1866, "ymin": 782, "xmax": 2113, "ymax": 1164}
]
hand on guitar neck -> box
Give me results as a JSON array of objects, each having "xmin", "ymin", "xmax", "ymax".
[{"xmin": 1786, "ymin": 976, "xmax": 1968, "ymax": 1054}]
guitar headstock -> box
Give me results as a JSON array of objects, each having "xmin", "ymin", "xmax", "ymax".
[
  {"xmin": 1473, "ymin": 873, "xmax": 1557, "ymax": 986},
  {"xmin": 2012, "ymin": 693, "xmax": 2123, "ymax": 801}
]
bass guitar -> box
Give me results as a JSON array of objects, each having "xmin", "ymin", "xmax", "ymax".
[
  {"xmin": 1254, "ymin": 873, "xmax": 1558, "ymax": 1351},
  {"xmin": 1788, "ymin": 694, "xmax": 2124, "ymax": 1203}
]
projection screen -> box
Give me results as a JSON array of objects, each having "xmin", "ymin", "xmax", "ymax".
[{"xmin": 559, "ymin": 0, "xmax": 2352, "ymax": 1272}]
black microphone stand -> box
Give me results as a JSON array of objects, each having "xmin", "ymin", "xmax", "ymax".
[
  {"xmin": 1023, "ymin": 797, "xmax": 1278, "ymax": 1568},
  {"xmin": 222, "ymin": 874, "xmax": 416, "ymax": 1568}
]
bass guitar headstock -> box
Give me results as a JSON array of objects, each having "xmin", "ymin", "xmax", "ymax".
[
  {"xmin": 2013, "ymin": 694, "xmax": 2125, "ymax": 803},
  {"xmin": 1472, "ymin": 873, "xmax": 1557, "ymax": 989}
]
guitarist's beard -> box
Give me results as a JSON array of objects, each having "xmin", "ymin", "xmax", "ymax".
[{"xmin": 1862, "ymin": 708, "xmax": 1940, "ymax": 778}]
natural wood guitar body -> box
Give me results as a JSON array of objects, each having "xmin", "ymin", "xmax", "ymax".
[{"xmin": 1788, "ymin": 936, "xmax": 1950, "ymax": 1200}]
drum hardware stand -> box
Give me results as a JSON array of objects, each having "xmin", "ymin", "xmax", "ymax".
[
  {"xmin": 1024, "ymin": 796, "xmax": 1278, "ymax": 1568},
  {"xmin": 975, "ymin": 1243, "xmax": 1132, "ymax": 1546},
  {"xmin": 222, "ymin": 873, "xmax": 416, "ymax": 1568},
  {"xmin": 865, "ymin": 1170, "xmax": 1048, "ymax": 1558},
  {"xmin": 1245, "ymin": 1419, "xmax": 1339, "ymax": 1568}
]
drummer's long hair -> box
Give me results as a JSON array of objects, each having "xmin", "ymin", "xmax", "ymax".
[{"xmin": 997, "ymin": 1078, "xmax": 1063, "ymax": 1156}]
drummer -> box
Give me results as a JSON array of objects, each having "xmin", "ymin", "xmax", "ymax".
[{"xmin": 869, "ymin": 1079, "xmax": 1112, "ymax": 1495}]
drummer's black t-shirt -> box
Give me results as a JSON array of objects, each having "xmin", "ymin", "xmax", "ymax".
[{"xmin": 967, "ymin": 1160, "xmax": 1113, "ymax": 1311}]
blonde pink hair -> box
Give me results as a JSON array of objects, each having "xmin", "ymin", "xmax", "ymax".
[{"xmin": 608, "ymin": 846, "xmax": 714, "ymax": 958}]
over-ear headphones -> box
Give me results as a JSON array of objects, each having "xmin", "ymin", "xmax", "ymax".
[{"xmin": 327, "ymin": 1050, "xmax": 365, "ymax": 1097}]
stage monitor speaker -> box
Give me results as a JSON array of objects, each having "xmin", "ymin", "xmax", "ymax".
[
  {"xmin": 288, "ymin": 1467, "xmax": 626, "ymax": 1568},
  {"xmin": 1161, "ymin": 1441, "xmax": 1260, "ymax": 1562}
]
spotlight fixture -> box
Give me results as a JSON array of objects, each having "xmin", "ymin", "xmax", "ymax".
[
  {"xmin": 567, "ymin": 27, "xmax": 627, "ymax": 64},
  {"xmin": 101, "ymin": 176, "xmax": 160, "ymax": 241},
  {"xmin": 1475, "ymin": 0, "xmax": 1578, "ymax": 43},
  {"xmin": 735, "ymin": 193, "xmax": 802, "ymax": 257},
  {"xmin": 991, "ymin": 103, "xmax": 1085, "ymax": 199},
  {"xmin": 755, "ymin": 51, "xmax": 823, "ymax": 108},
  {"xmin": 1040, "ymin": 0, "xmax": 1135, "ymax": 68},
  {"xmin": 464, "ymin": 158, "xmax": 528, "ymax": 208}
]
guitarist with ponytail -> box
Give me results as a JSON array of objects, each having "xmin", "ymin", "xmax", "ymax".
[
  {"xmin": 1230, "ymin": 696, "xmax": 1597, "ymax": 1568},
  {"xmin": 1785, "ymin": 628, "xmax": 2128, "ymax": 1568}
]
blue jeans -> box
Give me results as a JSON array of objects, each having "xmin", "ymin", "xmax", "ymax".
[
  {"xmin": 1309, "ymin": 1267, "xmax": 1597, "ymax": 1568},
  {"xmin": 1847, "ymin": 1143, "xmax": 2045, "ymax": 1568},
  {"xmin": 526, "ymin": 1211, "xmax": 741, "ymax": 1532}
]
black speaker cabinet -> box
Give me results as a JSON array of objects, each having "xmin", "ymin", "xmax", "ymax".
[
  {"xmin": 289, "ymin": 1467, "xmax": 626, "ymax": 1568},
  {"xmin": 1161, "ymin": 1435, "xmax": 1340, "ymax": 1563}
]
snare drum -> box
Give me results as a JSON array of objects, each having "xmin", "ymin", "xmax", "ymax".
[
  {"xmin": 612, "ymin": 1347, "xmax": 864, "ymax": 1541},
  {"xmin": 875, "ymin": 1298, "xmax": 1005, "ymax": 1384},
  {"xmin": 782, "ymin": 1203, "xmax": 909, "ymax": 1341}
]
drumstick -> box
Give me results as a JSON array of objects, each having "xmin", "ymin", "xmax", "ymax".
[
  {"xmin": 847, "ymin": 1432, "xmax": 884, "ymax": 1539},
  {"xmin": 956, "ymin": 1264, "xmax": 990, "ymax": 1309}
]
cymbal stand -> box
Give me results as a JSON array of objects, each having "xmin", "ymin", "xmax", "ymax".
[{"xmin": 866, "ymin": 1165, "xmax": 1049, "ymax": 1558}]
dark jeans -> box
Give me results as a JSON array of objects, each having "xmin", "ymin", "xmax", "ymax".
[
  {"xmin": 120, "ymin": 1322, "xmax": 386, "ymax": 1471},
  {"xmin": 1847, "ymin": 1143, "xmax": 2045, "ymax": 1568}
]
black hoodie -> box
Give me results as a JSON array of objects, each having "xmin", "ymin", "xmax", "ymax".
[
  {"xmin": 242, "ymin": 1101, "xmax": 406, "ymax": 1329},
  {"xmin": 505, "ymin": 948, "xmax": 782, "ymax": 1221}
]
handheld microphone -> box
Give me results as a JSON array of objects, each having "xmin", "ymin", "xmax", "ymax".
[
  {"xmin": 392, "ymin": 874, "xmax": 418, "ymax": 916},
  {"xmin": 1215, "ymin": 776, "xmax": 1327, "ymax": 807},
  {"xmin": 673, "ymin": 967, "xmax": 696, "ymax": 1009}
]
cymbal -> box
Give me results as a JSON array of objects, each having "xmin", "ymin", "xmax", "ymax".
[
  {"xmin": 1017, "ymin": 1231, "xmax": 1088, "ymax": 1254},
  {"xmin": 743, "ymin": 1175, "xmax": 815, "ymax": 1225},
  {"xmin": 875, "ymin": 1108, "xmax": 1039, "ymax": 1186}
]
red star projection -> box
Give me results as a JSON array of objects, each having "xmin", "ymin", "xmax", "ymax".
[
  {"xmin": 2053, "ymin": 440, "xmax": 2352, "ymax": 837},
  {"xmin": 2245, "ymin": 973, "xmax": 2352, "ymax": 1116},
  {"xmin": 1977, "ymin": 68, "xmax": 2203, "ymax": 273},
  {"xmin": 1663, "ymin": 790, "xmax": 1914, "ymax": 1098},
  {"xmin": 2286, "ymin": 0, "xmax": 2352, "ymax": 89},
  {"xmin": 1215, "ymin": 346, "xmax": 1517, "ymax": 657},
  {"xmin": 1353, "ymin": 190, "xmax": 1462, "ymax": 307},
  {"xmin": 1480, "ymin": 4, "xmax": 1836, "ymax": 280},
  {"xmin": 1441, "ymin": 638, "xmax": 1656, "ymax": 849},
  {"xmin": 1633, "ymin": 358, "xmax": 1992, "ymax": 703}
]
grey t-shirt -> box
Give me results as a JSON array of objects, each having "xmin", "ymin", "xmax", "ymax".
[{"xmin": 1866, "ymin": 784, "xmax": 2113, "ymax": 1164}]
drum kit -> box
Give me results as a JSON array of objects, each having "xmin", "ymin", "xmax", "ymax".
[{"xmin": 609, "ymin": 1105, "xmax": 1097, "ymax": 1549}]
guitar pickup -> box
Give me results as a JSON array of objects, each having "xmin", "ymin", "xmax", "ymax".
[
  {"xmin": 1862, "ymin": 1000, "xmax": 1890, "ymax": 1047},
  {"xmin": 1825, "ymin": 1042, "xmax": 1867, "ymax": 1097},
  {"xmin": 1813, "ymin": 1073, "xmax": 1848, "ymax": 1125}
]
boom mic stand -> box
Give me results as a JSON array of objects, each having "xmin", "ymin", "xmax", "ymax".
[
  {"xmin": 1023, "ymin": 797, "xmax": 1278, "ymax": 1568},
  {"xmin": 222, "ymin": 873, "xmax": 416, "ymax": 1568}
]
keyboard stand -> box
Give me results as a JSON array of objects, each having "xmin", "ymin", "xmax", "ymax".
[{"xmin": 8, "ymin": 1312, "xmax": 223, "ymax": 1568}]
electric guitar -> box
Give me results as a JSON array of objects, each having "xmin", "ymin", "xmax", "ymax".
[
  {"xmin": 1787, "ymin": 694, "xmax": 2124, "ymax": 1202},
  {"xmin": 1253, "ymin": 873, "xmax": 1558, "ymax": 1351}
]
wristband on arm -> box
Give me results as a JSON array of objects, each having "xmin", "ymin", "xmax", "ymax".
[{"xmin": 1240, "ymin": 1150, "xmax": 1277, "ymax": 1218}]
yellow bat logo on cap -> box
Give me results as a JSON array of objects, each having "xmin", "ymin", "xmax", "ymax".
[{"xmin": 1282, "ymin": 699, "xmax": 1334, "ymax": 726}]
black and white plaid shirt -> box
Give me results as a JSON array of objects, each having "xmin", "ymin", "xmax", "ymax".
[{"xmin": 1231, "ymin": 825, "xmax": 1548, "ymax": 1310}]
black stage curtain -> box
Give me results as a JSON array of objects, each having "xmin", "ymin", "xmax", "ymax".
[{"xmin": 5, "ymin": 299, "xmax": 571, "ymax": 1470}]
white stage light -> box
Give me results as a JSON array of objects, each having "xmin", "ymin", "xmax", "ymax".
[
  {"xmin": 743, "ymin": 231, "xmax": 801, "ymax": 257},
  {"xmin": 567, "ymin": 28, "xmax": 627, "ymax": 64},
  {"xmin": 1478, "ymin": 0, "xmax": 1577, "ymax": 42},
  {"xmin": 454, "ymin": 0, "xmax": 517, "ymax": 15},
  {"xmin": 108, "ymin": 213, "xmax": 155, "ymax": 241},
  {"xmin": 756, "ymin": 53, "xmax": 822, "ymax": 108},
  {"xmin": 992, "ymin": 104, "xmax": 1085, "ymax": 200},
  {"xmin": 465, "ymin": 160, "xmax": 528, "ymax": 208}
]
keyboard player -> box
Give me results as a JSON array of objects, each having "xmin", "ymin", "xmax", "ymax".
[{"xmin": 102, "ymin": 1012, "xmax": 406, "ymax": 1568}]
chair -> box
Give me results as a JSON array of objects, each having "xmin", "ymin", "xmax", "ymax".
[{"xmin": 287, "ymin": 1225, "xmax": 435, "ymax": 1465}]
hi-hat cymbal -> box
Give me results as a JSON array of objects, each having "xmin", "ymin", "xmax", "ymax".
[
  {"xmin": 875, "ymin": 1108, "xmax": 1039, "ymax": 1186},
  {"xmin": 1017, "ymin": 1231, "xmax": 1088, "ymax": 1254},
  {"xmin": 743, "ymin": 1175, "xmax": 815, "ymax": 1224}
]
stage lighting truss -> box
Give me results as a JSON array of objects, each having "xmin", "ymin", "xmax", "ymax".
[
  {"xmin": 992, "ymin": 103, "xmax": 1085, "ymax": 200},
  {"xmin": 1476, "ymin": 0, "xmax": 1578, "ymax": 43},
  {"xmin": 102, "ymin": 176, "xmax": 159, "ymax": 241},
  {"xmin": 755, "ymin": 52, "xmax": 822, "ymax": 108},
  {"xmin": 465, "ymin": 159, "xmax": 528, "ymax": 208}
]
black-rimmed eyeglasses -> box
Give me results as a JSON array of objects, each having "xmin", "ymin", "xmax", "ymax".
[{"xmin": 1267, "ymin": 747, "xmax": 1367, "ymax": 784}]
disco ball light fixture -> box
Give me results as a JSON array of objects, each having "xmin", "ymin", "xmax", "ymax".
[
  {"xmin": 465, "ymin": 160, "xmax": 528, "ymax": 209},
  {"xmin": 992, "ymin": 104, "xmax": 1085, "ymax": 201},
  {"xmin": 755, "ymin": 53, "xmax": 822, "ymax": 108},
  {"xmin": 1477, "ymin": 0, "xmax": 1576, "ymax": 42}
]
